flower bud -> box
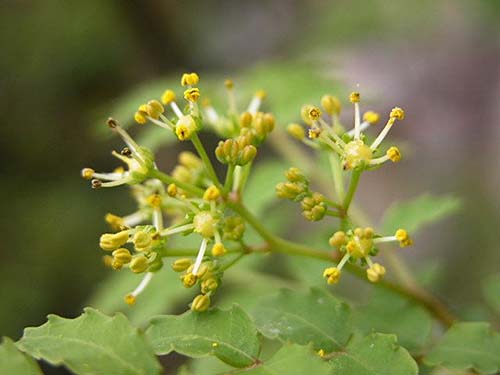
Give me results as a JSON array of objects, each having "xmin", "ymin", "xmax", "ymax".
[
  {"xmin": 301, "ymin": 193, "xmax": 326, "ymax": 221},
  {"xmin": 99, "ymin": 231, "xmax": 129, "ymax": 251},
  {"xmin": 321, "ymin": 95, "xmax": 341, "ymax": 115},
  {"xmin": 201, "ymin": 278, "xmax": 218, "ymax": 294},
  {"xmin": 239, "ymin": 145, "xmax": 257, "ymax": 165},
  {"xmin": 287, "ymin": 123, "xmax": 305, "ymax": 140},
  {"xmin": 171, "ymin": 258, "xmax": 193, "ymax": 272},
  {"xmin": 133, "ymin": 231, "xmax": 153, "ymax": 252},
  {"xmin": 191, "ymin": 294, "xmax": 210, "ymax": 312},
  {"xmin": 240, "ymin": 112, "xmax": 253, "ymax": 127},
  {"xmin": 223, "ymin": 216, "xmax": 245, "ymax": 241},
  {"xmin": 275, "ymin": 182, "xmax": 307, "ymax": 201},
  {"xmin": 112, "ymin": 248, "xmax": 132, "ymax": 264},
  {"xmin": 130, "ymin": 255, "xmax": 149, "ymax": 273},
  {"xmin": 179, "ymin": 151, "xmax": 202, "ymax": 169},
  {"xmin": 285, "ymin": 167, "xmax": 306, "ymax": 183},
  {"xmin": 329, "ymin": 231, "xmax": 346, "ymax": 247},
  {"xmin": 146, "ymin": 100, "xmax": 165, "ymax": 119}
]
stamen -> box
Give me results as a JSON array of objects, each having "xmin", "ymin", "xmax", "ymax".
[
  {"xmin": 370, "ymin": 117, "xmax": 395, "ymax": 150},
  {"xmin": 100, "ymin": 177, "xmax": 131, "ymax": 188},
  {"xmin": 152, "ymin": 208, "xmax": 163, "ymax": 231},
  {"xmin": 203, "ymin": 105, "xmax": 219, "ymax": 125},
  {"xmin": 125, "ymin": 272, "xmax": 154, "ymax": 305},
  {"xmin": 225, "ymin": 79, "xmax": 237, "ymax": 113},
  {"xmin": 373, "ymin": 235, "xmax": 397, "ymax": 244},
  {"xmin": 192, "ymin": 238, "xmax": 208, "ymax": 275},
  {"xmin": 108, "ymin": 118, "xmax": 142, "ymax": 155},
  {"xmin": 160, "ymin": 223, "xmax": 195, "ymax": 236},
  {"xmin": 347, "ymin": 121, "xmax": 370, "ymax": 137},
  {"xmin": 147, "ymin": 116, "xmax": 173, "ymax": 131},
  {"xmin": 247, "ymin": 90, "xmax": 266, "ymax": 114},
  {"xmin": 337, "ymin": 253, "xmax": 351, "ymax": 271},
  {"xmin": 170, "ymin": 101, "xmax": 184, "ymax": 118},
  {"xmin": 369, "ymin": 155, "xmax": 390, "ymax": 166},
  {"xmin": 122, "ymin": 211, "xmax": 147, "ymax": 227}
]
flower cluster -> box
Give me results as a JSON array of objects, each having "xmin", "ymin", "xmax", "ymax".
[
  {"xmin": 280, "ymin": 92, "xmax": 413, "ymax": 284},
  {"xmin": 82, "ymin": 73, "xmax": 271, "ymax": 310}
]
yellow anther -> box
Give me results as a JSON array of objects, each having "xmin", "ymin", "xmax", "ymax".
[
  {"xmin": 113, "ymin": 166, "xmax": 125, "ymax": 174},
  {"xmin": 130, "ymin": 255, "xmax": 149, "ymax": 273},
  {"xmin": 211, "ymin": 243, "xmax": 226, "ymax": 257},
  {"xmin": 133, "ymin": 231, "xmax": 153, "ymax": 252},
  {"xmin": 191, "ymin": 294, "xmax": 211, "ymax": 312},
  {"xmin": 287, "ymin": 123, "xmax": 305, "ymax": 140},
  {"xmin": 184, "ymin": 87, "xmax": 200, "ymax": 102},
  {"xmin": 181, "ymin": 72, "xmax": 200, "ymax": 86},
  {"xmin": 138, "ymin": 104, "xmax": 149, "ymax": 112},
  {"xmin": 81, "ymin": 168, "xmax": 95, "ymax": 180},
  {"xmin": 203, "ymin": 186, "xmax": 221, "ymax": 201},
  {"xmin": 318, "ymin": 349, "xmax": 326, "ymax": 358},
  {"xmin": 346, "ymin": 240, "xmax": 364, "ymax": 258},
  {"xmin": 102, "ymin": 255, "xmax": 113, "ymax": 268},
  {"xmin": 124, "ymin": 294, "xmax": 136, "ymax": 306},
  {"xmin": 134, "ymin": 111, "xmax": 147, "ymax": 124},
  {"xmin": 349, "ymin": 92, "xmax": 360, "ymax": 103},
  {"xmin": 167, "ymin": 183, "xmax": 178, "ymax": 197},
  {"xmin": 255, "ymin": 89, "xmax": 267, "ymax": 99},
  {"xmin": 212, "ymin": 342, "xmax": 219, "ymax": 348},
  {"xmin": 387, "ymin": 146, "xmax": 401, "ymax": 162},
  {"xmin": 175, "ymin": 115, "xmax": 197, "ymax": 141},
  {"xmin": 363, "ymin": 111, "xmax": 380, "ymax": 125},
  {"xmin": 182, "ymin": 273, "xmax": 198, "ymax": 288},
  {"xmin": 308, "ymin": 128, "xmax": 321, "ymax": 139},
  {"xmin": 321, "ymin": 95, "xmax": 341, "ymax": 115},
  {"xmin": 390, "ymin": 107, "xmax": 405, "ymax": 120},
  {"xmin": 354, "ymin": 227, "xmax": 364, "ymax": 237},
  {"xmin": 171, "ymin": 258, "xmax": 192, "ymax": 272},
  {"xmin": 99, "ymin": 231, "xmax": 129, "ymax": 251},
  {"xmin": 329, "ymin": 231, "xmax": 346, "ymax": 247},
  {"xmin": 112, "ymin": 248, "xmax": 132, "ymax": 264},
  {"xmin": 323, "ymin": 267, "xmax": 341, "ymax": 284},
  {"xmin": 308, "ymin": 106, "xmax": 322, "ymax": 121},
  {"xmin": 395, "ymin": 229, "xmax": 413, "ymax": 247},
  {"xmin": 224, "ymin": 79, "xmax": 234, "ymax": 89},
  {"xmin": 146, "ymin": 100, "xmax": 165, "ymax": 119},
  {"xmin": 146, "ymin": 194, "xmax": 162, "ymax": 208},
  {"xmin": 161, "ymin": 89, "xmax": 176, "ymax": 104}
]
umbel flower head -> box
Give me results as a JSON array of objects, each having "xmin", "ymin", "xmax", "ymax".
[
  {"xmin": 81, "ymin": 72, "xmax": 278, "ymax": 310},
  {"xmin": 287, "ymin": 92, "xmax": 404, "ymax": 170},
  {"xmin": 324, "ymin": 227, "xmax": 413, "ymax": 284}
]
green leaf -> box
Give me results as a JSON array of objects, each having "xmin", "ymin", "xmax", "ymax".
[
  {"xmin": 17, "ymin": 308, "xmax": 161, "ymax": 375},
  {"xmin": 243, "ymin": 159, "xmax": 289, "ymax": 217},
  {"xmin": 253, "ymin": 288, "xmax": 351, "ymax": 352},
  {"xmin": 425, "ymin": 322, "xmax": 500, "ymax": 374},
  {"xmin": 382, "ymin": 193, "xmax": 461, "ymax": 234},
  {"xmin": 229, "ymin": 344, "xmax": 332, "ymax": 375},
  {"xmin": 146, "ymin": 305, "xmax": 260, "ymax": 368},
  {"xmin": 0, "ymin": 338, "xmax": 42, "ymax": 375},
  {"xmin": 353, "ymin": 288, "xmax": 432, "ymax": 352},
  {"xmin": 482, "ymin": 273, "xmax": 500, "ymax": 315},
  {"xmin": 329, "ymin": 333, "xmax": 418, "ymax": 375}
]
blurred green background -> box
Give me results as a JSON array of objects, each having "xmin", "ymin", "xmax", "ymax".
[{"xmin": 1, "ymin": 0, "xmax": 500, "ymax": 373}]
